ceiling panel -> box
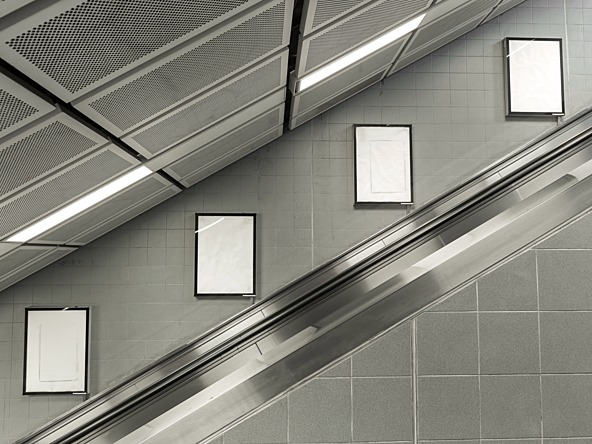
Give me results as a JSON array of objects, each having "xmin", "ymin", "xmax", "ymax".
[
  {"xmin": 74, "ymin": 0, "xmax": 291, "ymax": 136},
  {"xmin": 70, "ymin": 185, "xmax": 181, "ymax": 246},
  {"xmin": 301, "ymin": 0, "xmax": 372, "ymax": 35},
  {"xmin": 401, "ymin": 0, "xmax": 498, "ymax": 54},
  {"xmin": 35, "ymin": 174, "xmax": 180, "ymax": 245},
  {"xmin": 0, "ymin": 246, "xmax": 76, "ymax": 292},
  {"xmin": 296, "ymin": 0, "xmax": 430, "ymax": 76},
  {"xmin": 165, "ymin": 106, "xmax": 284, "ymax": 184},
  {"xmin": 290, "ymin": 70, "xmax": 384, "ymax": 129},
  {"xmin": 0, "ymin": 72, "xmax": 55, "ymax": 139},
  {"xmin": 147, "ymin": 90, "xmax": 285, "ymax": 172},
  {"xmin": 390, "ymin": 11, "xmax": 490, "ymax": 73},
  {"xmin": 182, "ymin": 126, "xmax": 284, "ymax": 188},
  {"xmin": 0, "ymin": 0, "xmax": 267, "ymax": 101},
  {"xmin": 0, "ymin": 145, "xmax": 139, "ymax": 240},
  {"xmin": 292, "ymin": 38, "xmax": 406, "ymax": 116},
  {"xmin": 123, "ymin": 50, "xmax": 288, "ymax": 158},
  {"xmin": 0, "ymin": 111, "xmax": 110, "ymax": 200}
]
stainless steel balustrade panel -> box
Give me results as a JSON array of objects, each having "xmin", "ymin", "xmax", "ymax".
[{"xmin": 16, "ymin": 107, "xmax": 592, "ymax": 444}]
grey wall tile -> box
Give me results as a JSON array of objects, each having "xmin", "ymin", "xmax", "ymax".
[
  {"xmin": 478, "ymin": 251, "xmax": 538, "ymax": 311},
  {"xmin": 538, "ymin": 250, "xmax": 592, "ymax": 310},
  {"xmin": 417, "ymin": 313, "xmax": 479, "ymax": 375},
  {"xmin": 536, "ymin": 210, "xmax": 592, "ymax": 249},
  {"xmin": 352, "ymin": 377, "xmax": 413, "ymax": 442},
  {"xmin": 540, "ymin": 312, "xmax": 592, "ymax": 373},
  {"xmin": 318, "ymin": 358, "xmax": 350, "ymax": 378},
  {"xmin": 224, "ymin": 397, "xmax": 287, "ymax": 443},
  {"xmin": 352, "ymin": 323, "xmax": 411, "ymax": 377},
  {"xmin": 542, "ymin": 375, "xmax": 592, "ymax": 437},
  {"xmin": 428, "ymin": 282, "xmax": 477, "ymax": 312},
  {"xmin": 480, "ymin": 375, "xmax": 542, "ymax": 438},
  {"xmin": 479, "ymin": 312, "xmax": 540, "ymax": 374},
  {"xmin": 288, "ymin": 379, "xmax": 351, "ymax": 443},
  {"xmin": 417, "ymin": 376, "xmax": 480, "ymax": 440}
]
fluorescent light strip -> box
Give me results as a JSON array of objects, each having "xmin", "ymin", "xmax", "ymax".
[
  {"xmin": 299, "ymin": 14, "xmax": 426, "ymax": 92},
  {"xmin": 6, "ymin": 166, "xmax": 152, "ymax": 243}
]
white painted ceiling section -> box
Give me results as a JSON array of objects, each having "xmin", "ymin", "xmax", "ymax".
[{"xmin": 0, "ymin": 0, "xmax": 524, "ymax": 291}]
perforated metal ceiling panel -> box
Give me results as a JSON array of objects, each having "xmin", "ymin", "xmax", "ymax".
[
  {"xmin": 485, "ymin": 0, "xmax": 527, "ymax": 22},
  {"xmin": 123, "ymin": 50, "xmax": 288, "ymax": 158},
  {"xmin": 74, "ymin": 0, "xmax": 291, "ymax": 136},
  {"xmin": 390, "ymin": 11, "xmax": 490, "ymax": 73},
  {"xmin": 165, "ymin": 105, "xmax": 284, "ymax": 183},
  {"xmin": 0, "ymin": 72, "xmax": 55, "ymax": 139},
  {"xmin": 301, "ymin": 0, "xmax": 372, "ymax": 35},
  {"xmin": 69, "ymin": 185, "xmax": 181, "ymax": 245},
  {"xmin": 0, "ymin": 145, "xmax": 138, "ymax": 240},
  {"xmin": 0, "ymin": 112, "xmax": 110, "ymax": 200},
  {"xmin": 0, "ymin": 0, "xmax": 266, "ymax": 101},
  {"xmin": 296, "ymin": 0, "xmax": 430, "ymax": 76},
  {"xmin": 0, "ymin": 246, "xmax": 76, "ymax": 292},
  {"xmin": 35, "ymin": 174, "xmax": 179, "ymax": 245},
  {"xmin": 292, "ymin": 38, "xmax": 405, "ymax": 118}
]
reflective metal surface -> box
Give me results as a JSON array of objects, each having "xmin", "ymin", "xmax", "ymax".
[{"xmin": 16, "ymin": 107, "xmax": 592, "ymax": 444}]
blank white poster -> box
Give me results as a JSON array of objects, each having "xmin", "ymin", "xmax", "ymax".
[
  {"xmin": 196, "ymin": 214, "xmax": 255, "ymax": 295},
  {"xmin": 507, "ymin": 39, "xmax": 563, "ymax": 114},
  {"xmin": 356, "ymin": 126, "xmax": 412, "ymax": 203},
  {"xmin": 25, "ymin": 309, "xmax": 89, "ymax": 393}
]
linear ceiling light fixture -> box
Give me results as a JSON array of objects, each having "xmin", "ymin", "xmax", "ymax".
[
  {"xmin": 298, "ymin": 13, "xmax": 426, "ymax": 92},
  {"xmin": 6, "ymin": 166, "xmax": 152, "ymax": 243}
]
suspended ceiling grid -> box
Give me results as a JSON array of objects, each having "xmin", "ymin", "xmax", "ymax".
[{"xmin": 0, "ymin": 0, "xmax": 524, "ymax": 292}]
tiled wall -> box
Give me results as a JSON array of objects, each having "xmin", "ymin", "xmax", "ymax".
[
  {"xmin": 217, "ymin": 207, "xmax": 592, "ymax": 443},
  {"xmin": 1, "ymin": 0, "xmax": 592, "ymax": 441}
]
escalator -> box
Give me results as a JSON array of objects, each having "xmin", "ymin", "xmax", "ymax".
[{"xmin": 17, "ymin": 107, "xmax": 592, "ymax": 444}]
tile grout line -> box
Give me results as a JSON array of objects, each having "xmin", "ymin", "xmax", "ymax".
[
  {"xmin": 535, "ymin": 249, "xmax": 544, "ymax": 442},
  {"xmin": 412, "ymin": 319, "xmax": 418, "ymax": 444},
  {"xmin": 476, "ymin": 280, "xmax": 483, "ymax": 442}
]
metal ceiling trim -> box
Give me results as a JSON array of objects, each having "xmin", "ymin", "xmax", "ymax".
[
  {"xmin": 0, "ymin": 0, "xmax": 274, "ymax": 101},
  {"xmin": 67, "ymin": 185, "xmax": 182, "ymax": 246},
  {"xmin": 121, "ymin": 50, "xmax": 289, "ymax": 157},
  {"xmin": 72, "ymin": 0, "xmax": 292, "ymax": 136},
  {"xmin": 179, "ymin": 124, "xmax": 284, "ymax": 187},
  {"xmin": 295, "ymin": 0, "xmax": 430, "ymax": 76},
  {"xmin": 291, "ymin": 33, "xmax": 407, "ymax": 100},
  {"xmin": 388, "ymin": 10, "xmax": 491, "ymax": 75},
  {"xmin": 300, "ymin": 0, "xmax": 374, "ymax": 36},
  {"xmin": 0, "ymin": 246, "xmax": 77, "ymax": 292},
  {"xmin": 0, "ymin": 0, "xmax": 40, "ymax": 20},
  {"xmin": 146, "ymin": 89, "xmax": 285, "ymax": 171},
  {"xmin": 31, "ymin": 173, "xmax": 175, "ymax": 245},
  {"xmin": 0, "ymin": 242, "xmax": 20, "ymax": 259},
  {"xmin": 290, "ymin": 69, "xmax": 386, "ymax": 129},
  {"xmin": 0, "ymin": 71, "xmax": 55, "ymax": 139}
]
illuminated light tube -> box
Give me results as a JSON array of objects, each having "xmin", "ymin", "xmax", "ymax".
[
  {"xmin": 298, "ymin": 13, "xmax": 426, "ymax": 92},
  {"xmin": 6, "ymin": 166, "xmax": 152, "ymax": 243}
]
